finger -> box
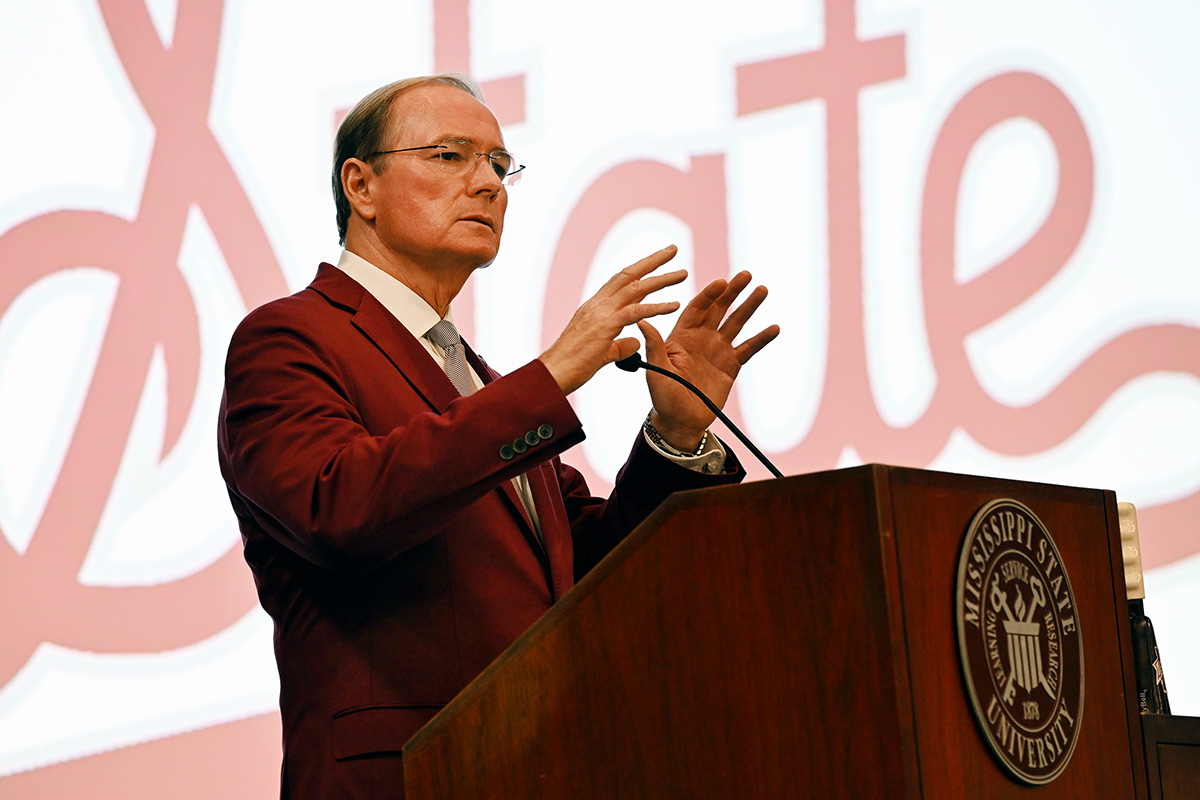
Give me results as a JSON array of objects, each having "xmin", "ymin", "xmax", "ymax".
[
  {"xmin": 712, "ymin": 271, "xmax": 753, "ymax": 314},
  {"xmin": 733, "ymin": 324, "xmax": 781, "ymax": 364},
  {"xmin": 620, "ymin": 268, "xmax": 688, "ymax": 302},
  {"xmin": 674, "ymin": 279, "xmax": 728, "ymax": 328},
  {"xmin": 677, "ymin": 271, "xmax": 755, "ymax": 329},
  {"xmin": 718, "ymin": 284, "xmax": 770, "ymax": 340},
  {"xmin": 696, "ymin": 272, "xmax": 754, "ymax": 332},
  {"xmin": 691, "ymin": 272, "xmax": 752, "ymax": 331},
  {"xmin": 609, "ymin": 336, "xmax": 642, "ymax": 364},
  {"xmin": 636, "ymin": 319, "xmax": 666, "ymax": 362},
  {"xmin": 599, "ymin": 245, "xmax": 679, "ymax": 295},
  {"xmin": 625, "ymin": 300, "xmax": 681, "ymax": 324}
]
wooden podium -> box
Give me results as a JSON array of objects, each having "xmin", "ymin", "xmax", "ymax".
[{"xmin": 402, "ymin": 465, "xmax": 1149, "ymax": 798}]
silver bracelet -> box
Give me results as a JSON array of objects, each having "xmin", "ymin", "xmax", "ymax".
[{"xmin": 643, "ymin": 411, "xmax": 709, "ymax": 457}]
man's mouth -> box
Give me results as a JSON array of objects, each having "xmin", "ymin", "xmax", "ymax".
[{"xmin": 462, "ymin": 215, "xmax": 494, "ymax": 230}]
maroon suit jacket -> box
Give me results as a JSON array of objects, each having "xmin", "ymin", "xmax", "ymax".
[{"xmin": 217, "ymin": 263, "xmax": 744, "ymax": 799}]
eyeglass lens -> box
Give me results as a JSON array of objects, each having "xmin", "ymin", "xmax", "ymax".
[{"xmin": 438, "ymin": 140, "xmax": 518, "ymax": 184}]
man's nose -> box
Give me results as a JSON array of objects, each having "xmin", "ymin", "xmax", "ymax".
[{"xmin": 468, "ymin": 154, "xmax": 503, "ymax": 194}]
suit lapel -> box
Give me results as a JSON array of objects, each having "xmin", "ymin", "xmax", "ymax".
[
  {"xmin": 311, "ymin": 263, "xmax": 458, "ymax": 413},
  {"xmin": 309, "ymin": 263, "xmax": 554, "ymax": 574},
  {"xmin": 358, "ymin": 301, "xmax": 462, "ymax": 412}
]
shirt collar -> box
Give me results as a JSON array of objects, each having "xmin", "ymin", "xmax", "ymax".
[{"xmin": 334, "ymin": 249, "xmax": 455, "ymax": 338}]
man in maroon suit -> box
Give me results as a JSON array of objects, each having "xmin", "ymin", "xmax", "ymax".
[{"xmin": 218, "ymin": 74, "xmax": 778, "ymax": 799}]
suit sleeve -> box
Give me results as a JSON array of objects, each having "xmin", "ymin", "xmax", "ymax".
[{"xmin": 218, "ymin": 298, "xmax": 586, "ymax": 573}]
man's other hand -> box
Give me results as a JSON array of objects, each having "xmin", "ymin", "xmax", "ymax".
[{"xmin": 639, "ymin": 271, "xmax": 779, "ymax": 453}]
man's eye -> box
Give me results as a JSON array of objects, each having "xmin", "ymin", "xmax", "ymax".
[
  {"xmin": 490, "ymin": 162, "xmax": 507, "ymax": 179},
  {"xmin": 435, "ymin": 150, "xmax": 464, "ymax": 162}
]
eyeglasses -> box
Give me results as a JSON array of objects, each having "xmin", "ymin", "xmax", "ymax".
[{"xmin": 371, "ymin": 138, "xmax": 525, "ymax": 186}]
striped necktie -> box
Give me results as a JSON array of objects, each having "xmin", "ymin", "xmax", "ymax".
[{"xmin": 426, "ymin": 319, "xmax": 476, "ymax": 396}]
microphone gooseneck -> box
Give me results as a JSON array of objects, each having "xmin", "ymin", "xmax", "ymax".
[{"xmin": 615, "ymin": 352, "xmax": 783, "ymax": 478}]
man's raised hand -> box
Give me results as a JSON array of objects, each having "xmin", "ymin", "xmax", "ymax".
[
  {"xmin": 540, "ymin": 245, "xmax": 687, "ymax": 396},
  {"xmin": 640, "ymin": 271, "xmax": 779, "ymax": 452}
]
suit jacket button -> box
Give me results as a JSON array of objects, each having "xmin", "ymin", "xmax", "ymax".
[
  {"xmin": 512, "ymin": 438, "xmax": 529, "ymax": 454},
  {"xmin": 524, "ymin": 431, "xmax": 540, "ymax": 447},
  {"xmin": 499, "ymin": 444, "xmax": 515, "ymax": 460},
  {"xmin": 537, "ymin": 424, "xmax": 553, "ymax": 441}
]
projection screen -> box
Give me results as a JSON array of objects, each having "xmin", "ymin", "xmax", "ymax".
[{"xmin": 1, "ymin": 0, "xmax": 1197, "ymax": 796}]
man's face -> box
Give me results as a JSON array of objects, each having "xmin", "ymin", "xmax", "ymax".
[{"xmin": 366, "ymin": 84, "xmax": 509, "ymax": 274}]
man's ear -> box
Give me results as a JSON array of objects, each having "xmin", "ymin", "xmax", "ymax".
[{"xmin": 342, "ymin": 158, "xmax": 377, "ymax": 222}]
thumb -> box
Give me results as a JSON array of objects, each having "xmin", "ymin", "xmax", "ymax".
[
  {"xmin": 610, "ymin": 336, "xmax": 641, "ymax": 364},
  {"xmin": 637, "ymin": 320, "xmax": 666, "ymax": 366}
]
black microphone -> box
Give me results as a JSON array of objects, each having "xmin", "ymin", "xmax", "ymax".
[{"xmin": 615, "ymin": 352, "xmax": 783, "ymax": 478}]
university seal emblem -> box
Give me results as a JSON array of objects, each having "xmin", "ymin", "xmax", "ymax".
[{"xmin": 955, "ymin": 499, "xmax": 1084, "ymax": 784}]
